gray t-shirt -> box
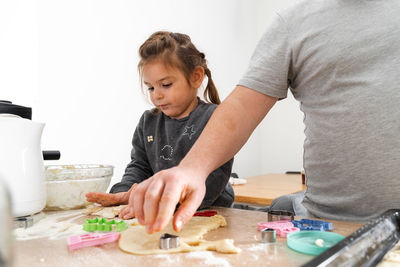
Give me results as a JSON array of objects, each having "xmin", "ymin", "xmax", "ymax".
[
  {"xmin": 110, "ymin": 99, "xmax": 235, "ymax": 209},
  {"xmin": 239, "ymin": 0, "xmax": 400, "ymax": 221}
]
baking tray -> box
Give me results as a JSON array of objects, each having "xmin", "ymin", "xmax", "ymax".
[{"xmin": 302, "ymin": 209, "xmax": 400, "ymax": 267}]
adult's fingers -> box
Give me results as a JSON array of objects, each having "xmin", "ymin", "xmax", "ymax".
[
  {"xmin": 130, "ymin": 179, "xmax": 151, "ymax": 225},
  {"xmin": 143, "ymin": 179, "xmax": 164, "ymax": 233},
  {"xmin": 172, "ymin": 188, "xmax": 205, "ymax": 232},
  {"xmin": 152, "ymin": 180, "xmax": 184, "ymax": 232}
]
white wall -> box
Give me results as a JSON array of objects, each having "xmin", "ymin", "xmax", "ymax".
[
  {"xmin": 234, "ymin": 0, "xmax": 306, "ymax": 177},
  {"xmin": 0, "ymin": 0, "xmax": 304, "ymax": 187}
]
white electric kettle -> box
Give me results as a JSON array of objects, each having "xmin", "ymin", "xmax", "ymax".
[{"xmin": 0, "ymin": 101, "xmax": 46, "ymax": 217}]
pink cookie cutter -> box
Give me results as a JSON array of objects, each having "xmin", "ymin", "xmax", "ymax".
[
  {"xmin": 68, "ymin": 232, "xmax": 120, "ymax": 250},
  {"xmin": 257, "ymin": 221, "xmax": 300, "ymax": 238}
]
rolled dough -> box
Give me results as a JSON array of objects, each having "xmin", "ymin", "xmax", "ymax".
[{"xmin": 119, "ymin": 215, "xmax": 240, "ymax": 254}]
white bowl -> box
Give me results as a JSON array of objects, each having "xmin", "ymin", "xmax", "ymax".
[{"xmin": 44, "ymin": 164, "xmax": 113, "ymax": 210}]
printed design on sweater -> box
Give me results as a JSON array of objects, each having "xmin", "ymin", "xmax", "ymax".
[
  {"xmin": 182, "ymin": 125, "xmax": 196, "ymax": 140},
  {"xmin": 160, "ymin": 145, "xmax": 173, "ymax": 161}
]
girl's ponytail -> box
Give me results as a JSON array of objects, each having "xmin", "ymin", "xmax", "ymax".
[{"xmin": 203, "ymin": 66, "xmax": 221, "ymax": 105}]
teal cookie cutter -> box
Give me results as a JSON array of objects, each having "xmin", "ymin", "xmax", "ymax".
[{"xmin": 83, "ymin": 217, "xmax": 128, "ymax": 232}]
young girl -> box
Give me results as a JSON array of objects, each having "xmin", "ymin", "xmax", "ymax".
[{"xmin": 86, "ymin": 31, "xmax": 234, "ymax": 216}]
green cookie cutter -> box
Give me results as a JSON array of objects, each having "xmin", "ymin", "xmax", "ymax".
[{"xmin": 83, "ymin": 217, "xmax": 128, "ymax": 232}]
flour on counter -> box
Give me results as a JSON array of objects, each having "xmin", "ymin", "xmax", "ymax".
[
  {"xmin": 14, "ymin": 210, "xmax": 85, "ymax": 240},
  {"xmin": 247, "ymin": 243, "xmax": 268, "ymax": 251},
  {"xmin": 153, "ymin": 254, "xmax": 179, "ymax": 264},
  {"xmin": 186, "ymin": 251, "xmax": 232, "ymax": 267},
  {"xmin": 153, "ymin": 253, "xmax": 230, "ymax": 266}
]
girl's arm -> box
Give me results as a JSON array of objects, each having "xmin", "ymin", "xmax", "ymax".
[
  {"xmin": 126, "ymin": 86, "xmax": 277, "ymax": 233},
  {"xmin": 85, "ymin": 183, "xmax": 136, "ymax": 206}
]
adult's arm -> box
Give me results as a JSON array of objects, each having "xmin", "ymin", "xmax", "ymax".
[{"xmin": 128, "ymin": 85, "xmax": 277, "ymax": 233}]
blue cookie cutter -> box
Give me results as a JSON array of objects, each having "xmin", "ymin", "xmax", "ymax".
[{"xmin": 292, "ymin": 218, "xmax": 333, "ymax": 231}]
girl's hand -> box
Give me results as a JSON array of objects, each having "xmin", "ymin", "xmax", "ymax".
[
  {"xmin": 127, "ymin": 166, "xmax": 207, "ymax": 234},
  {"xmin": 85, "ymin": 184, "xmax": 136, "ymax": 207},
  {"xmin": 119, "ymin": 205, "xmax": 134, "ymax": 219},
  {"xmin": 85, "ymin": 191, "xmax": 128, "ymax": 206}
]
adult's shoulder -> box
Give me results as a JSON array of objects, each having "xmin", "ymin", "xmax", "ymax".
[
  {"xmin": 275, "ymin": 0, "xmax": 337, "ymax": 25},
  {"xmin": 278, "ymin": 0, "xmax": 331, "ymax": 15}
]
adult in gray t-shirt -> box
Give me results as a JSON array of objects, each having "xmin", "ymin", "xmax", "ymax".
[
  {"xmin": 238, "ymin": 0, "xmax": 400, "ymax": 221},
  {"xmin": 129, "ymin": 0, "xmax": 400, "ymax": 232}
]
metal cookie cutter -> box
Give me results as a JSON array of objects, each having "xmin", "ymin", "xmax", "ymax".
[
  {"xmin": 268, "ymin": 210, "xmax": 294, "ymax": 221},
  {"xmin": 159, "ymin": 233, "xmax": 180, "ymax": 250},
  {"xmin": 14, "ymin": 216, "xmax": 33, "ymax": 229},
  {"xmin": 261, "ymin": 228, "xmax": 276, "ymax": 243}
]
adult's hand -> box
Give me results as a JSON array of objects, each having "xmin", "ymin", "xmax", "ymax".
[{"xmin": 124, "ymin": 166, "xmax": 207, "ymax": 234}]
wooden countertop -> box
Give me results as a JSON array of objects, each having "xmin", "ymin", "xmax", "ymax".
[
  {"xmin": 14, "ymin": 207, "xmax": 362, "ymax": 267},
  {"xmin": 233, "ymin": 174, "xmax": 306, "ymax": 206}
]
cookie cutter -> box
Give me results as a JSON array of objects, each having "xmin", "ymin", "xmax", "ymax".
[
  {"xmin": 13, "ymin": 216, "xmax": 33, "ymax": 229},
  {"xmin": 83, "ymin": 217, "xmax": 128, "ymax": 232},
  {"xmin": 257, "ymin": 221, "xmax": 293, "ymax": 232},
  {"xmin": 193, "ymin": 210, "xmax": 218, "ymax": 217},
  {"xmin": 159, "ymin": 233, "xmax": 180, "ymax": 250},
  {"xmin": 261, "ymin": 228, "xmax": 276, "ymax": 243},
  {"xmin": 13, "ymin": 212, "xmax": 45, "ymax": 229},
  {"xmin": 67, "ymin": 232, "xmax": 120, "ymax": 250},
  {"xmin": 279, "ymin": 227, "xmax": 300, "ymax": 238},
  {"xmin": 268, "ymin": 210, "xmax": 294, "ymax": 221},
  {"xmin": 258, "ymin": 220, "xmax": 300, "ymax": 238},
  {"xmin": 292, "ymin": 218, "xmax": 333, "ymax": 231}
]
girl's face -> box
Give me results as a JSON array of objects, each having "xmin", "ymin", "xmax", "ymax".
[{"xmin": 142, "ymin": 60, "xmax": 203, "ymax": 120}]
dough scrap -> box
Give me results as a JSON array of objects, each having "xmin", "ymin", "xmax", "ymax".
[
  {"xmin": 84, "ymin": 205, "xmax": 127, "ymax": 219},
  {"xmin": 83, "ymin": 205, "xmax": 103, "ymax": 215},
  {"xmin": 119, "ymin": 215, "xmax": 240, "ymax": 255}
]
